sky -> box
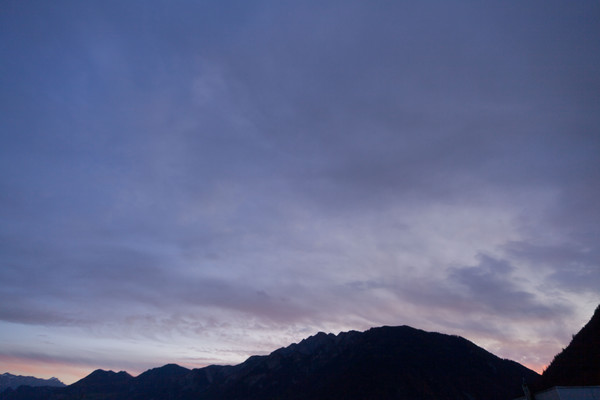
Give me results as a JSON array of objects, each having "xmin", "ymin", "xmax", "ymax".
[{"xmin": 1, "ymin": 0, "xmax": 599, "ymax": 385}]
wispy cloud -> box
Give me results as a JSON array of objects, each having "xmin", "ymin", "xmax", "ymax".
[{"xmin": 1, "ymin": 0, "xmax": 598, "ymax": 382}]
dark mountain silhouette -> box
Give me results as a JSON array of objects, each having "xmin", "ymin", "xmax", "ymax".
[
  {"xmin": 536, "ymin": 304, "xmax": 600, "ymax": 391},
  {"xmin": 130, "ymin": 363, "xmax": 195, "ymax": 400},
  {"xmin": 40, "ymin": 369, "xmax": 136, "ymax": 400},
  {"xmin": 71, "ymin": 369, "xmax": 134, "ymax": 389},
  {"xmin": 193, "ymin": 326, "xmax": 539, "ymax": 400},
  {"xmin": 1, "ymin": 325, "xmax": 540, "ymax": 400},
  {"xmin": 0, "ymin": 372, "xmax": 65, "ymax": 391}
]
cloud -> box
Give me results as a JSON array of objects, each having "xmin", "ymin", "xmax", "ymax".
[
  {"xmin": 447, "ymin": 255, "xmax": 569, "ymax": 319},
  {"xmin": 505, "ymin": 241, "xmax": 600, "ymax": 294},
  {"xmin": 0, "ymin": 0, "xmax": 599, "ymax": 382}
]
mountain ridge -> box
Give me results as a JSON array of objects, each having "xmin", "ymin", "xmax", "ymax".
[
  {"xmin": 1, "ymin": 324, "xmax": 540, "ymax": 400},
  {"xmin": 0, "ymin": 372, "xmax": 65, "ymax": 392},
  {"xmin": 536, "ymin": 304, "xmax": 600, "ymax": 391},
  {"xmin": 202, "ymin": 325, "xmax": 538, "ymax": 400}
]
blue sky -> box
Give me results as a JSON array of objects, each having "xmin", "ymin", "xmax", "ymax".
[{"xmin": 1, "ymin": 0, "xmax": 599, "ymax": 384}]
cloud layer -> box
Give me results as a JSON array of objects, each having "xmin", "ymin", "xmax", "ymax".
[{"xmin": 1, "ymin": 0, "xmax": 599, "ymax": 382}]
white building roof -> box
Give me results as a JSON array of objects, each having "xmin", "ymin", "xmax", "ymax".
[{"xmin": 515, "ymin": 386, "xmax": 600, "ymax": 400}]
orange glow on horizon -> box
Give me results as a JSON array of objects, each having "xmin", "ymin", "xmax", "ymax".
[
  {"xmin": 0, "ymin": 353, "xmax": 550, "ymax": 386},
  {"xmin": 523, "ymin": 362, "xmax": 546, "ymax": 375},
  {"xmin": 0, "ymin": 355, "xmax": 93, "ymax": 385}
]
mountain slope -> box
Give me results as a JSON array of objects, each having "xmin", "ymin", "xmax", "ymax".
[
  {"xmin": 1, "ymin": 325, "xmax": 540, "ymax": 400},
  {"xmin": 199, "ymin": 326, "xmax": 538, "ymax": 400},
  {"xmin": 537, "ymin": 304, "xmax": 600, "ymax": 390}
]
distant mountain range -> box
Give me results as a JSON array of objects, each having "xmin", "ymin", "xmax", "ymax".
[
  {"xmin": 1, "ymin": 325, "xmax": 540, "ymax": 400},
  {"xmin": 3, "ymin": 306, "xmax": 599, "ymax": 400},
  {"xmin": 0, "ymin": 372, "xmax": 65, "ymax": 392}
]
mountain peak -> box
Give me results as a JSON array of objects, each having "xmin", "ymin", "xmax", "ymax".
[
  {"xmin": 72, "ymin": 369, "xmax": 133, "ymax": 388},
  {"xmin": 136, "ymin": 363, "xmax": 190, "ymax": 381}
]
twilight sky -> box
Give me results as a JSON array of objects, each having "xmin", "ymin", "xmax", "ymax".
[{"xmin": 1, "ymin": 0, "xmax": 599, "ymax": 384}]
